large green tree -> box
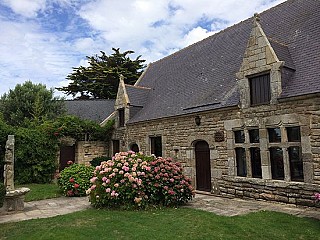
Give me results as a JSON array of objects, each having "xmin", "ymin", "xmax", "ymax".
[
  {"xmin": 0, "ymin": 81, "xmax": 65, "ymax": 126},
  {"xmin": 57, "ymin": 48, "xmax": 146, "ymax": 99}
]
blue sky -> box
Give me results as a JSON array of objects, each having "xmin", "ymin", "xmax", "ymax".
[{"xmin": 0, "ymin": 0, "xmax": 285, "ymax": 98}]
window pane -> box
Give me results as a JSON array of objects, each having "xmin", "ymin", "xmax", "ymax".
[
  {"xmin": 288, "ymin": 146, "xmax": 304, "ymax": 181},
  {"xmin": 235, "ymin": 148, "xmax": 246, "ymax": 177},
  {"xmin": 270, "ymin": 147, "xmax": 284, "ymax": 180},
  {"xmin": 250, "ymin": 74, "xmax": 271, "ymax": 105},
  {"xmin": 234, "ymin": 130, "xmax": 245, "ymax": 143},
  {"xmin": 249, "ymin": 129, "xmax": 259, "ymax": 143},
  {"xmin": 287, "ymin": 127, "xmax": 301, "ymax": 142},
  {"xmin": 118, "ymin": 109, "xmax": 125, "ymax": 127},
  {"xmin": 151, "ymin": 136, "xmax": 162, "ymax": 157},
  {"xmin": 250, "ymin": 148, "xmax": 262, "ymax": 178},
  {"xmin": 112, "ymin": 140, "xmax": 120, "ymax": 156},
  {"xmin": 268, "ymin": 128, "xmax": 281, "ymax": 142}
]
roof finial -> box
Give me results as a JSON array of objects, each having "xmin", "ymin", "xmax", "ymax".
[{"xmin": 254, "ymin": 13, "xmax": 260, "ymax": 22}]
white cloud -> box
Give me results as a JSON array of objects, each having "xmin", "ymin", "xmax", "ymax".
[
  {"xmin": 2, "ymin": 0, "xmax": 46, "ymax": 18},
  {"xmin": 182, "ymin": 27, "xmax": 215, "ymax": 47}
]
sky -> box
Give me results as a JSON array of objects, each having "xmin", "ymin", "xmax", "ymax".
[{"xmin": 0, "ymin": 0, "xmax": 286, "ymax": 98}]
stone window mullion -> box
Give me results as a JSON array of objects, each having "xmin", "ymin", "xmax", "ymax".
[
  {"xmin": 244, "ymin": 129, "xmax": 252, "ymax": 177},
  {"xmin": 281, "ymin": 127, "xmax": 290, "ymax": 181}
]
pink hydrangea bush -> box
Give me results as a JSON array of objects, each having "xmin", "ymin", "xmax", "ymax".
[{"xmin": 87, "ymin": 151, "xmax": 194, "ymax": 209}]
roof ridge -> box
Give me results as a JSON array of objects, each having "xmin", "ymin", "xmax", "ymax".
[{"xmin": 65, "ymin": 99, "xmax": 115, "ymax": 101}]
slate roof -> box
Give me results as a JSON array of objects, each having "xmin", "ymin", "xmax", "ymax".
[
  {"xmin": 125, "ymin": 85, "xmax": 151, "ymax": 107},
  {"xmin": 65, "ymin": 99, "xmax": 115, "ymax": 123},
  {"xmin": 128, "ymin": 0, "xmax": 320, "ymax": 123}
]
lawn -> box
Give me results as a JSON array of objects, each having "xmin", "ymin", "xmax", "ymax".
[
  {"xmin": 0, "ymin": 207, "xmax": 319, "ymax": 240},
  {"xmin": 17, "ymin": 183, "xmax": 62, "ymax": 202}
]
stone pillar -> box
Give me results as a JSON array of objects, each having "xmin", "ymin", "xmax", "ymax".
[{"xmin": 4, "ymin": 135, "xmax": 15, "ymax": 192}]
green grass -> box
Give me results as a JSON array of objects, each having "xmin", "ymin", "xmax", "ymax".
[
  {"xmin": 17, "ymin": 183, "xmax": 63, "ymax": 202},
  {"xmin": 0, "ymin": 208, "xmax": 319, "ymax": 240}
]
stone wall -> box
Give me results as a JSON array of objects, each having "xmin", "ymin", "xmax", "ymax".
[
  {"xmin": 76, "ymin": 141, "xmax": 109, "ymax": 165},
  {"xmin": 218, "ymin": 177, "xmax": 320, "ymax": 207},
  {"xmin": 114, "ymin": 95, "xmax": 320, "ymax": 207}
]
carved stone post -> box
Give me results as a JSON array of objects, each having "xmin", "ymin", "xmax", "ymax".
[{"xmin": 4, "ymin": 135, "xmax": 15, "ymax": 191}]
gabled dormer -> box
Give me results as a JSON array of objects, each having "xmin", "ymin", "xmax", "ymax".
[
  {"xmin": 236, "ymin": 13, "xmax": 286, "ymax": 108},
  {"xmin": 114, "ymin": 75, "xmax": 151, "ymax": 128},
  {"xmin": 115, "ymin": 75, "xmax": 130, "ymax": 128}
]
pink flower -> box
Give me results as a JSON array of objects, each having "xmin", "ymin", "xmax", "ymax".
[
  {"xmin": 315, "ymin": 193, "xmax": 320, "ymax": 201},
  {"xmin": 111, "ymin": 190, "xmax": 119, "ymax": 197},
  {"xmin": 169, "ymin": 178, "xmax": 174, "ymax": 183},
  {"xmin": 106, "ymin": 188, "xmax": 111, "ymax": 193},
  {"xmin": 90, "ymin": 177, "xmax": 98, "ymax": 183},
  {"xmin": 163, "ymin": 186, "xmax": 169, "ymax": 190},
  {"xmin": 168, "ymin": 190, "xmax": 176, "ymax": 195},
  {"xmin": 74, "ymin": 183, "xmax": 80, "ymax": 188},
  {"xmin": 102, "ymin": 177, "xmax": 107, "ymax": 182},
  {"xmin": 122, "ymin": 166, "xmax": 130, "ymax": 172},
  {"xmin": 69, "ymin": 178, "xmax": 75, "ymax": 183},
  {"xmin": 114, "ymin": 183, "xmax": 119, "ymax": 188},
  {"xmin": 90, "ymin": 185, "xmax": 96, "ymax": 190}
]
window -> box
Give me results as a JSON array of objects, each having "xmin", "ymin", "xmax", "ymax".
[
  {"xmin": 118, "ymin": 108, "xmax": 125, "ymax": 127},
  {"xmin": 233, "ymin": 125, "xmax": 304, "ymax": 182},
  {"xmin": 235, "ymin": 148, "xmax": 246, "ymax": 177},
  {"xmin": 268, "ymin": 128, "xmax": 281, "ymax": 142},
  {"xmin": 288, "ymin": 146, "xmax": 303, "ymax": 181},
  {"xmin": 249, "ymin": 74, "xmax": 271, "ymax": 105},
  {"xmin": 287, "ymin": 127, "xmax": 303, "ymax": 181},
  {"xmin": 130, "ymin": 143, "xmax": 140, "ymax": 153},
  {"xmin": 234, "ymin": 130, "xmax": 245, "ymax": 143},
  {"xmin": 250, "ymin": 147, "xmax": 262, "ymax": 178},
  {"xmin": 270, "ymin": 147, "xmax": 284, "ymax": 180},
  {"xmin": 287, "ymin": 127, "xmax": 301, "ymax": 142},
  {"xmin": 249, "ymin": 129, "xmax": 259, "ymax": 143},
  {"xmin": 150, "ymin": 136, "xmax": 162, "ymax": 157}
]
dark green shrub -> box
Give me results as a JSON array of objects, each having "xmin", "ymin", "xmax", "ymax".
[
  {"xmin": 88, "ymin": 152, "xmax": 194, "ymax": 209},
  {"xmin": 14, "ymin": 126, "xmax": 58, "ymax": 184},
  {"xmin": 90, "ymin": 156, "xmax": 111, "ymax": 167},
  {"xmin": 58, "ymin": 163, "xmax": 95, "ymax": 197},
  {"xmin": 0, "ymin": 183, "xmax": 6, "ymax": 208}
]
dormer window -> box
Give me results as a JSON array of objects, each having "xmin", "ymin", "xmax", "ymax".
[
  {"xmin": 118, "ymin": 108, "xmax": 125, "ymax": 127},
  {"xmin": 249, "ymin": 73, "xmax": 271, "ymax": 106}
]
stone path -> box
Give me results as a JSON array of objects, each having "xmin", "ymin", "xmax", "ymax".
[{"xmin": 0, "ymin": 194, "xmax": 319, "ymax": 224}]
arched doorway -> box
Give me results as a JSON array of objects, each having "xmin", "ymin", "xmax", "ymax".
[
  {"xmin": 130, "ymin": 143, "xmax": 139, "ymax": 153},
  {"xmin": 195, "ymin": 140, "xmax": 211, "ymax": 192}
]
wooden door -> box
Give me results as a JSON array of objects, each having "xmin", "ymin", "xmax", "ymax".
[
  {"xmin": 195, "ymin": 141, "xmax": 211, "ymax": 192},
  {"xmin": 59, "ymin": 145, "xmax": 75, "ymax": 171}
]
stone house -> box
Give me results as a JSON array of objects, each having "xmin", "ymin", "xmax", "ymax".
[{"xmin": 107, "ymin": 0, "xmax": 320, "ymax": 207}]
